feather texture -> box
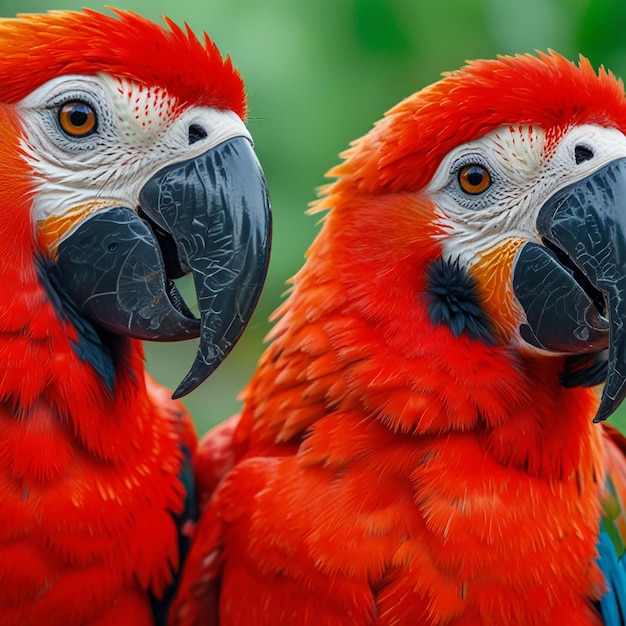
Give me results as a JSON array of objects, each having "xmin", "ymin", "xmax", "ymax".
[
  {"xmin": 0, "ymin": 9, "xmax": 260, "ymax": 624},
  {"xmin": 170, "ymin": 52, "xmax": 626, "ymax": 625},
  {"xmin": 0, "ymin": 9, "xmax": 245, "ymax": 115}
]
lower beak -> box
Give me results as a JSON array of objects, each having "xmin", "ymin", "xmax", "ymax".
[
  {"xmin": 514, "ymin": 158, "xmax": 626, "ymax": 421},
  {"xmin": 52, "ymin": 136, "xmax": 271, "ymax": 397}
]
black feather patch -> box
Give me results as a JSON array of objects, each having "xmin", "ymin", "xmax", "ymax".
[
  {"xmin": 561, "ymin": 352, "xmax": 608, "ymax": 388},
  {"xmin": 37, "ymin": 257, "xmax": 116, "ymax": 393},
  {"xmin": 425, "ymin": 257, "xmax": 496, "ymax": 344}
]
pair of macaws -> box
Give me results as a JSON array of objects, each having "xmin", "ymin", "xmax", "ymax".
[{"xmin": 1, "ymin": 7, "xmax": 626, "ymax": 626}]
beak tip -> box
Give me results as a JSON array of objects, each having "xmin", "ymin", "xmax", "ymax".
[
  {"xmin": 172, "ymin": 350, "xmax": 224, "ymax": 399},
  {"xmin": 171, "ymin": 387, "xmax": 186, "ymax": 400},
  {"xmin": 594, "ymin": 386, "xmax": 625, "ymax": 423},
  {"xmin": 171, "ymin": 375, "xmax": 201, "ymax": 400}
]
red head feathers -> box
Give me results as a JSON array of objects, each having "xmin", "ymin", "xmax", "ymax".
[
  {"xmin": 326, "ymin": 51, "xmax": 626, "ymax": 197},
  {"xmin": 0, "ymin": 8, "xmax": 246, "ymax": 117}
]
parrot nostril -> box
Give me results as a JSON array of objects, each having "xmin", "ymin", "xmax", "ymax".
[
  {"xmin": 574, "ymin": 145, "xmax": 594, "ymax": 164},
  {"xmin": 188, "ymin": 124, "xmax": 208, "ymax": 145}
]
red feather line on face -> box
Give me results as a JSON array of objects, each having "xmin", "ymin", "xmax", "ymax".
[
  {"xmin": 319, "ymin": 51, "xmax": 626, "ymax": 201},
  {"xmin": 0, "ymin": 8, "xmax": 246, "ymax": 118}
]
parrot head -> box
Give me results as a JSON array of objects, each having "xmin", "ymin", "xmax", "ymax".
[
  {"xmin": 0, "ymin": 9, "xmax": 271, "ymax": 397},
  {"xmin": 312, "ymin": 51, "xmax": 626, "ymax": 424}
]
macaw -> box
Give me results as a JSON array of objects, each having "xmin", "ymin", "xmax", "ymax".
[
  {"xmin": 0, "ymin": 8, "xmax": 271, "ymax": 626},
  {"xmin": 169, "ymin": 52, "xmax": 626, "ymax": 625}
]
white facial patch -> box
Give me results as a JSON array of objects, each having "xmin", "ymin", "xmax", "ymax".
[
  {"xmin": 16, "ymin": 73, "xmax": 250, "ymax": 239},
  {"xmin": 428, "ymin": 124, "xmax": 626, "ymax": 268},
  {"xmin": 110, "ymin": 76, "xmax": 181, "ymax": 141}
]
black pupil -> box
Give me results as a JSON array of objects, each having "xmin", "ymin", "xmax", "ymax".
[
  {"xmin": 69, "ymin": 103, "xmax": 91, "ymax": 127},
  {"xmin": 466, "ymin": 166, "xmax": 485, "ymax": 187}
]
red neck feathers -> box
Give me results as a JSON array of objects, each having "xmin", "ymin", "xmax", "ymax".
[{"xmin": 241, "ymin": 178, "xmax": 601, "ymax": 478}]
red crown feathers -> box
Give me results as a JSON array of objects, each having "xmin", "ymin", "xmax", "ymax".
[{"xmin": 0, "ymin": 8, "xmax": 246, "ymax": 118}]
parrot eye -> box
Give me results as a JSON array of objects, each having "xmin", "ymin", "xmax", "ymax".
[
  {"xmin": 458, "ymin": 164, "xmax": 491, "ymax": 195},
  {"xmin": 58, "ymin": 101, "xmax": 97, "ymax": 137}
]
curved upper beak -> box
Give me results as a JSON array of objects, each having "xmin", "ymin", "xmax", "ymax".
[
  {"xmin": 513, "ymin": 158, "xmax": 626, "ymax": 422},
  {"xmin": 52, "ymin": 136, "xmax": 271, "ymax": 397}
]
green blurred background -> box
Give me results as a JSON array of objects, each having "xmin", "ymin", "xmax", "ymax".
[{"xmin": 2, "ymin": 0, "xmax": 626, "ymax": 433}]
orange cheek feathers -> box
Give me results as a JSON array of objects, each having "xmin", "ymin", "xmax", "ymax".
[
  {"xmin": 37, "ymin": 202, "xmax": 113, "ymax": 259},
  {"xmin": 470, "ymin": 238, "xmax": 526, "ymax": 341}
]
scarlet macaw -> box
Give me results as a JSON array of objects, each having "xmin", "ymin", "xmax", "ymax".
[
  {"xmin": 170, "ymin": 52, "xmax": 626, "ymax": 625},
  {"xmin": 0, "ymin": 9, "xmax": 270, "ymax": 626}
]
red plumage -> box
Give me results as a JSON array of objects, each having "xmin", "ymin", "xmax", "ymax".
[
  {"xmin": 0, "ymin": 86, "xmax": 195, "ymax": 626},
  {"xmin": 0, "ymin": 9, "xmax": 246, "ymax": 116},
  {"xmin": 0, "ymin": 9, "xmax": 257, "ymax": 625},
  {"xmin": 170, "ymin": 53, "xmax": 626, "ymax": 625}
]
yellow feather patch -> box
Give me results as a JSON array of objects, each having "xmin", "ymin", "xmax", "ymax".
[{"xmin": 470, "ymin": 238, "xmax": 525, "ymax": 340}]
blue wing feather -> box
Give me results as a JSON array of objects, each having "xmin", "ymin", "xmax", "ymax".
[
  {"xmin": 598, "ymin": 432, "xmax": 626, "ymax": 625},
  {"xmin": 598, "ymin": 528, "xmax": 626, "ymax": 625}
]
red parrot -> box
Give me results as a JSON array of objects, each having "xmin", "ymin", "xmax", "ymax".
[
  {"xmin": 0, "ymin": 9, "xmax": 271, "ymax": 626},
  {"xmin": 170, "ymin": 52, "xmax": 626, "ymax": 625}
]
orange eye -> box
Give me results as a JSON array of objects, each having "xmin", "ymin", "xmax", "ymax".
[
  {"xmin": 458, "ymin": 164, "xmax": 491, "ymax": 194},
  {"xmin": 58, "ymin": 101, "xmax": 97, "ymax": 137}
]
